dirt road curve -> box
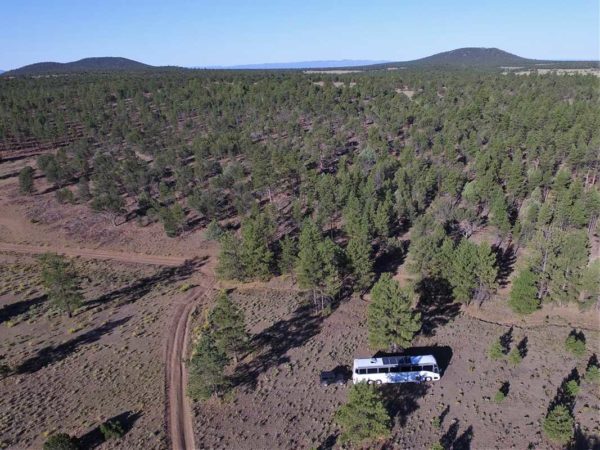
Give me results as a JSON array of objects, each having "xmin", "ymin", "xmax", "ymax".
[
  {"xmin": 166, "ymin": 283, "xmax": 215, "ymax": 450},
  {"xmin": 0, "ymin": 242, "xmax": 190, "ymax": 266}
]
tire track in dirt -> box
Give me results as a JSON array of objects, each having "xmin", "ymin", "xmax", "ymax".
[
  {"xmin": 0, "ymin": 242, "xmax": 190, "ymax": 266},
  {"xmin": 165, "ymin": 280, "xmax": 216, "ymax": 450}
]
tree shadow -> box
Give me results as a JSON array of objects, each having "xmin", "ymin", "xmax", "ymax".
[
  {"xmin": 442, "ymin": 420, "xmax": 474, "ymax": 450},
  {"xmin": 492, "ymin": 244, "xmax": 516, "ymax": 287},
  {"xmin": 15, "ymin": 317, "xmax": 131, "ymax": 374},
  {"xmin": 570, "ymin": 425, "xmax": 600, "ymax": 450},
  {"xmin": 373, "ymin": 239, "xmax": 409, "ymax": 276},
  {"xmin": 414, "ymin": 277, "xmax": 460, "ymax": 336},
  {"xmin": 380, "ymin": 382, "xmax": 429, "ymax": 427},
  {"xmin": 232, "ymin": 302, "xmax": 325, "ymax": 390},
  {"xmin": 316, "ymin": 433, "xmax": 338, "ymax": 450},
  {"xmin": 548, "ymin": 367, "xmax": 580, "ymax": 414},
  {"xmin": 439, "ymin": 405, "xmax": 450, "ymax": 427},
  {"xmin": 84, "ymin": 257, "xmax": 205, "ymax": 312},
  {"xmin": 78, "ymin": 410, "xmax": 142, "ymax": 449},
  {"xmin": 587, "ymin": 354, "xmax": 598, "ymax": 371},
  {"xmin": 0, "ymin": 294, "xmax": 47, "ymax": 324},
  {"xmin": 499, "ymin": 381, "xmax": 510, "ymax": 396},
  {"xmin": 517, "ymin": 336, "xmax": 528, "ymax": 359},
  {"xmin": 568, "ymin": 329, "xmax": 586, "ymax": 345},
  {"xmin": 499, "ymin": 326, "xmax": 513, "ymax": 354}
]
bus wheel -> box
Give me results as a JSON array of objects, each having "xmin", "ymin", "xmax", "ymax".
[
  {"xmin": 375, "ymin": 380, "xmax": 382, "ymax": 385},
  {"xmin": 367, "ymin": 379, "xmax": 372, "ymax": 385},
  {"xmin": 425, "ymin": 377, "xmax": 432, "ymax": 382}
]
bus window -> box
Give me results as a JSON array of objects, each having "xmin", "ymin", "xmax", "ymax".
[
  {"xmin": 423, "ymin": 365, "xmax": 433, "ymax": 372},
  {"xmin": 378, "ymin": 367, "xmax": 389, "ymax": 374},
  {"xmin": 411, "ymin": 365, "xmax": 421, "ymax": 372},
  {"xmin": 389, "ymin": 366, "xmax": 400, "ymax": 373},
  {"xmin": 367, "ymin": 368, "xmax": 378, "ymax": 374},
  {"xmin": 356, "ymin": 369, "xmax": 367, "ymax": 374},
  {"xmin": 400, "ymin": 365, "xmax": 411, "ymax": 372}
]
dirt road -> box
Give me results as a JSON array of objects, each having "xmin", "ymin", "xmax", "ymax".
[
  {"xmin": 0, "ymin": 242, "xmax": 190, "ymax": 266},
  {"xmin": 165, "ymin": 281, "xmax": 216, "ymax": 450}
]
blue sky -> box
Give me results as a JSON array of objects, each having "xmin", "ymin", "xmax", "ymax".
[{"xmin": 1, "ymin": 0, "xmax": 598, "ymax": 69}]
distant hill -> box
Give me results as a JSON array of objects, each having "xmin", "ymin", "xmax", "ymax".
[
  {"xmin": 365, "ymin": 48, "xmax": 599, "ymax": 70},
  {"xmin": 4, "ymin": 57, "xmax": 153, "ymax": 76},
  {"xmin": 207, "ymin": 60, "xmax": 390, "ymax": 70},
  {"xmin": 0, "ymin": 70, "xmax": 4, "ymax": 74}
]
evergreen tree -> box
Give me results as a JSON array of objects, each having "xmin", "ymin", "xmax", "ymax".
[
  {"xmin": 39, "ymin": 253, "xmax": 83, "ymax": 318},
  {"xmin": 18, "ymin": 166, "xmax": 35, "ymax": 194},
  {"xmin": 542, "ymin": 405, "xmax": 574, "ymax": 445},
  {"xmin": 43, "ymin": 433, "xmax": 79, "ymax": 450},
  {"xmin": 278, "ymin": 235, "xmax": 297, "ymax": 275},
  {"xmin": 334, "ymin": 382, "xmax": 391, "ymax": 446},
  {"xmin": 296, "ymin": 220, "xmax": 341, "ymax": 308},
  {"xmin": 346, "ymin": 231, "xmax": 374, "ymax": 293},
  {"xmin": 239, "ymin": 211, "xmax": 274, "ymax": 280},
  {"xmin": 188, "ymin": 332, "xmax": 230, "ymax": 400},
  {"xmin": 208, "ymin": 291, "xmax": 249, "ymax": 362},
  {"xmin": 367, "ymin": 273, "xmax": 421, "ymax": 351},
  {"xmin": 508, "ymin": 268, "xmax": 540, "ymax": 314},
  {"xmin": 216, "ymin": 232, "xmax": 244, "ymax": 280}
]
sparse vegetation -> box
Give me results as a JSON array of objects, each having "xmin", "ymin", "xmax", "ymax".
[
  {"xmin": 99, "ymin": 419, "xmax": 125, "ymax": 440},
  {"xmin": 18, "ymin": 166, "xmax": 35, "ymax": 194},
  {"xmin": 43, "ymin": 433, "xmax": 79, "ymax": 450}
]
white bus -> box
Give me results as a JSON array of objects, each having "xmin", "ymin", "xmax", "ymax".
[{"xmin": 352, "ymin": 354, "xmax": 441, "ymax": 385}]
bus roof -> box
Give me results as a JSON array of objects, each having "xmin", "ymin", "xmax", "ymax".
[{"xmin": 353, "ymin": 354, "xmax": 437, "ymax": 368}]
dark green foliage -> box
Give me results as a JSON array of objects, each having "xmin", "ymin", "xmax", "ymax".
[
  {"xmin": 39, "ymin": 253, "xmax": 83, "ymax": 317},
  {"xmin": 43, "ymin": 433, "xmax": 79, "ymax": 450},
  {"xmin": 207, "ymin": 291, "xmax": 249, "ymax": 361},
  {"xmin": 278, "ymin": 235, "xmax": 297, "ymax": 275},
  {"xmin": 446, "ymin": 240, "xmax": 497, "ymax": 304},
  {"xmin": 99, "ymin": 419, "xmax": 125, "ymax": 440},
  {"xmin": 542, "ymin": 405, "xmax": 574, "ymax": 445},
  {"xmin": 565, "ymin": 334, "xmax": 586, "ymax": 357},
  {"xmin": 188, "ymin": 332, "xmax": 230, "ymax": 401},
  {"xmin": 205, "ymin": 219, "xmax": 223, "ymax": 241},
  {"xmin": 18, "ymin": 166, "xmax": 35, "ymax": 193},
  {"xmin": 239, "ymin": 211, "xmax": 274, "ymax": 280},
  {"xmin": 55, "ymin": 188, "xmax": 75, "ymax": 204},
  {"xmin": 509, "ymin": 268, "xmax": 539, "ymax": 314},
  {"xmin": 334, "ymin": 383, "xmax": 391, "ymax": 445},
  {"xmin": 216, "ymin": 232, "xmax": 244, "ymax": 280},
  {"xmin": 296, "ymin": 220, "xmax": 341, "ymax": 305},
  {"xmin": 367, "ymin": 273, "xmax": 421, "ymax": 351},
  {"xmin": 346, "ymin": 231, "xmax": 374, "ymax": 292},
  {"xmin": 159, "ymin": 203, "xmax": 186, "ymax": 237}
]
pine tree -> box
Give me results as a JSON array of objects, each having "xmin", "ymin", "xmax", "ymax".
[
  {"xmin": 39, "ymin": 253, "xmax": 83, "ymax": 318},
  {"xmin": 346, "ymin": 231, "xmax": 374, "ymax": 293},
  {"xmin": 508, "ymin": 268, "xmax": 540, "ymax": 314},
  {"xmin": 367, "ymin": 273, "xmax": 421, "ymax": 351},
  {"xmin": 334, "ymin": 382, "xmax": 391, "ymax": 445},
  {"xmin": 542, "ymin": 405, "xmax": 574, "ymax": 445},
  {"xmin": 188, "ymin": 332, "xmax": 230, "ymax": 400},
  {"xmin": 278, "ymin": 235, "xmax": 297, "ymax": 275},
  {"xmin": 19, "ymin": 166, "xmax": 35, "ymax": 194},
  {"xmin": 208, "ymin": 291, "xmax": 249, "ymax": 362},
  {"xmin": 216, "ymin": 232, "xmax": 244, "ymax": 280},
  {"xmin": 239, "ymin": 211, "xmax": 274, "ymax": 280},
  {"xmin": 296, "ymin": 220, "xmax": 341, "ymax": 308}
]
